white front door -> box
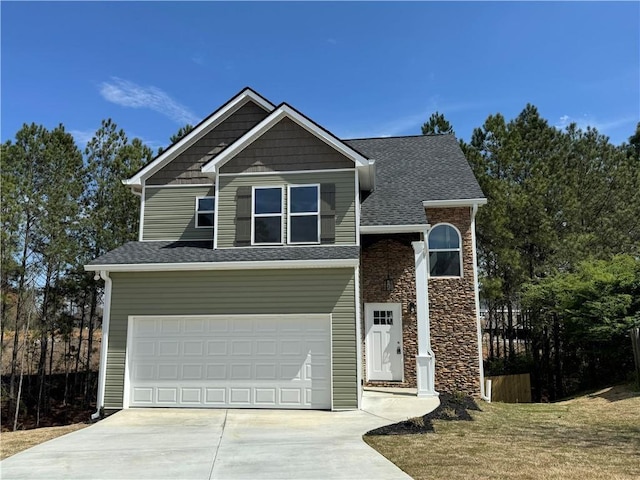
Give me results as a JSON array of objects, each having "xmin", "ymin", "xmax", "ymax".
[{"xmin": 365, "ymin": 303, "xmax": 403, "ymax": 381}]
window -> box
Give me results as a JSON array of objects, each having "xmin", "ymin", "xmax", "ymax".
[
  {"xmin": 195, "ymin": 197, "xmax": 215, "ymax": 228},
  {"xmin": 428, "ymin": 224, "xmax": 462, "ymax": 277},
  {"xmin": 373, "ymin": 310, "xmax": 394, "ymax": 325},
  {"xmin": 253, "ymin": 187, "xmax": 283, "ymax": 244},
  {"xmin": 288, "ymin": 185, "xmax": 320, "ymax": 244}
]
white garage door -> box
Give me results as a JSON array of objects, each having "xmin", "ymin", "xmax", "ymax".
[{"xmin": 126, "ymin": 315, "xmax": 331, "ymax": 409}]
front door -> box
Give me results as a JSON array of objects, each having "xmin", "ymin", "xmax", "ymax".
[{"xmin": 365, "ymin": 303, "xmax": 403, "ymax": 381}]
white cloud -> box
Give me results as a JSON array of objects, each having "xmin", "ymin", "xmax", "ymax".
[
  {"xmin": 69, "ymin": 128, "xmax": 96, "ymax": 148},
  {"xmin": 340, "ymin": 98, "xmax": 486, "ymax": 139},
  {"xmin": 556, "ymin": 113, "xmax": 637, "ymax": 134},
  {"xmin": 99, "ymin": 77, "xmax": 198, "ymax": 125},
  {"xmin": 191, "ymin": 53, "xmax": 205, "ymax": 66}
]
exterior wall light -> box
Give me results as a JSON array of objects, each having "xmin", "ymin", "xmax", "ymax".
[{"xmin": 409, "ymin": 301, "xmax": 417, "ymax": 314}]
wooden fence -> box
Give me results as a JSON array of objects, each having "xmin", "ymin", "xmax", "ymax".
[
  {"xmin": 486, "ymin": 373, "xmax": 532, "ymax": 403},
  {"xmin": 632, "ymin": 327, "xmax": 640, "ymax": 387}
]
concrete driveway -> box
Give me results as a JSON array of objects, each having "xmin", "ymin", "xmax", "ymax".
[{"xmin": 0, "ymin": 405, "xmax": 424, "ymax": 480}]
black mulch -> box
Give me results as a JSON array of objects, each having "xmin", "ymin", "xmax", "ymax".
[{"xmin": 365, "ymin": 393, "xmax": 481, "ymax": 436}]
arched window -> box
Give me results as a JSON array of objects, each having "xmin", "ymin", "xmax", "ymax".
[{"xmin": 428, "ymin": 224, "xmax": 462, "ymax": 277}]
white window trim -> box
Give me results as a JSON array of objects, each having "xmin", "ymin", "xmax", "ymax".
[
  {"xmin": 195, "ymin": 196, "xmax": 215, "ymax": 229},
  {"xmin": 427, "ymin": 222, "xmax": 463, "ymax": 279},
  {"xmin": 287, "ymin": 184, "xmax": 321, "ymax": 245},
  {"xmin": 251, "ymin": 186, "xmax": 284, "ymax": 246}
]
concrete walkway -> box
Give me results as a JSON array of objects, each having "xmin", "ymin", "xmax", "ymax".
[{"xmin": 1, "ymin": 390, "xmax": 439, "ymax": 480}]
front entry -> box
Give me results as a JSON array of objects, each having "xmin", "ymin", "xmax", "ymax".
[{"xmin": 364, "ymin": 303, "xmax": 403, "ymax": 381}]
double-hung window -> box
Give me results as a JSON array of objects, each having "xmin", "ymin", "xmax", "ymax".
[
  {"xmin": 428, "ymin": 223, "xmax": 462, "ymax": 277},
  {"xmin": 288, "ymin": 184, "xmax": 320, "ymax": 244},
  {"xmin": 252, "ymin": 187, "xmax": 283, "ymax": 244},
  {"xmin": 195, "ymin": 197, "xmax": 215, "ymax": 228}
]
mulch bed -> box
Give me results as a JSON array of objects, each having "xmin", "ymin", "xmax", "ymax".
[{"xmin": 365, "ymin": 393, "xmax": 481, "ymax": 435}]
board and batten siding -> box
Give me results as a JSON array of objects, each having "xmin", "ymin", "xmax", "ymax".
[
  {"xmin": 142, "ymin": 185, "xmax": 215, "ymax": 241},
  {"xmin": 105, "ymin": 269, "xmax": 357, "ymax": 410},
  {"xmin": 217, "ymin": 171, "xmax": 356, "ymax": 247}
]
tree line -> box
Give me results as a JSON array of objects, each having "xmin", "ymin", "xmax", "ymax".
[
  {"xmin": 424, "ymin": 107, "xmax": 640, "ymax": 400},
  {"xmin": 1, "ymin": 120, "xmax": 152, "ymax": 429}
]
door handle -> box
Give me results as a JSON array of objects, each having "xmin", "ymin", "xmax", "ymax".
[{"xmin": 396, "ymin": 342, "xmax": 401, "ymax": 355}]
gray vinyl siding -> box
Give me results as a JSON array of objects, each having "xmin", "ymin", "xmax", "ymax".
[
  {"xmin": 142, "ymin": 185, "xmax": 215, "ymax": 241},
  {"xmin": 105, "ymin": 268, "xmax": 357, "ymax": 410},
  {"xmin": 217, "ymin": 171, "xmax": 356, "ymax": 247},
  {"xmin": 147, "ymin": 101, "xmax": 270, "ymax": 185},
  {"xmin": 220, "ymin": 117, "xmax": 355, "ymax": 173}
]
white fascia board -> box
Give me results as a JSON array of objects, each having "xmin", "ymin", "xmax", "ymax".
[
  {"xmin": 84, "ymin": 258, "xmax": 359, "ymax": 273},
  {"xmin": 422, "ymin": 198, "xmax": 488, "ymax": 208},
  {"xmin": 124, "ymin": 89, "xmax": 275, "ymax": 187},
  {"xmin": 360, "ymin": 224, "xmax": 430, "ymax": 234},
  {"xmin": 201, "ymin": 104, "xmax": 370, "ymax": 175}
]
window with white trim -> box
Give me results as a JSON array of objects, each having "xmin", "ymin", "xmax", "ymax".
[
  {"xmin": 253, "ymin": 187, "xmax": 283, "ymax": 244},
  {"xmin": 288, "ymin": 184, "xmax": 320, "ymax": 244},
  {"xmin": 428, "ymin": 224, "xmax": 462, "ymax": 277},
  {"xmin": 195, "ymin": 197, "xmax": 215, "ymax": 228}
]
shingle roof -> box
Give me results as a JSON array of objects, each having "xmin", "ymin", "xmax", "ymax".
[
  {"xmin": 344, "ymin": 135, "xmax": 485, "ymax": 226},
  {"xmin": 87, "ymin": 241, "xmax": 360, "ymax": 266}
]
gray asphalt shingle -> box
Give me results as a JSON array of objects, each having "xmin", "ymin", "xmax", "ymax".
[
  {"xmin": 345, "ymin": 135, "xmax": 485, "ymax": 226},
  {"xmin": 88, "ymin": 241, "xmax": 360, "ymax": 266}
]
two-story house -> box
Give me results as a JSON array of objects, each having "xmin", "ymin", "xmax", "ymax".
[{"xmin": 85, "ymin": 88, "xmax": 487, "ymax": 415}]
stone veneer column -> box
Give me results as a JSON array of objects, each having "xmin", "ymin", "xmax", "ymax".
[
  {"xmin": 412, "ymin": 241, "xmax": 438, "ymax": 397},
  {"xmin": 426, "ymin": 207, "xmax": 481, "ymax": 395}
]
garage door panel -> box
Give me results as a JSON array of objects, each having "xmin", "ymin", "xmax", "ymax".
[
  {"xmin": 160, "ymin": 319, "xmax": 181, "ymax": 334},
  {"xmin": 128, "ymin": 315, "xmax": 331, "ymax": 409}
]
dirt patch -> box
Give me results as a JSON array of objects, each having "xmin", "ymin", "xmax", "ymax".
[
  {"xmin": 0, "ymin": 423, "xmax": 89, "ymax": 460},
  {"xmin": 365, "ymin": 393, "xmax": 481, "ymax": 435}
]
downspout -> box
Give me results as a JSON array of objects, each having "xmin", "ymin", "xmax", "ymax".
[
  {"xmin": 91, "ymin": 270, "xmax": 112, "ymax": 420},
  {"xmin": 471, "ymin": 204, "xmax": 491, "ymax": 402}
]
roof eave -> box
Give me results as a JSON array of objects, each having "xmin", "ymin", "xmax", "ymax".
[
  {"xmin": 422, "ymin": 198, "xmax": 487, "ymax": 208},
  {"xmin": 84, "ymin": 258, "xmax": 359, "ymax": 272}
]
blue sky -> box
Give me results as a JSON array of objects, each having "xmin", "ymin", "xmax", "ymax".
[{"xmin": 2, "ymin": 2, "xmax": 638, "ymax": 152}]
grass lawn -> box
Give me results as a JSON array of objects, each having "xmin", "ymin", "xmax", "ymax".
[
  {"xmin": 0, "ymin": 423, "xmax": 88, "ymax": 460},
  {"xmin": 365, "ymin": 384, "xmax": 640, "ymax": 480}
]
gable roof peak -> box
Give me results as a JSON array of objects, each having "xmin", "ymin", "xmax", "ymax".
[{"xmin": 123, "ymin": 87, "xmax": 276, "ymax": 189}]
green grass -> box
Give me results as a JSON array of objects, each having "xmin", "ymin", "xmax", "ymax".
[{"xmin": 365, "ymin": 384, "xmax": 640, "ymax": 480}]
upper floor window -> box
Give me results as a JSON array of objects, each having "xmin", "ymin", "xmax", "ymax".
[
  {"xmin": 428, "ymin": 224, "xmax": 462, "ymax": 277},
  {"xmin": 195, "ymin": 197, "xmax": 215, "ymax": 228},
  {"xmin": 253, "ymin": 187, "xmax": 283, "ymax": 244},
  {"xmin": 288, "ymin": 185, "xmax": 320, "ymax": 244}
]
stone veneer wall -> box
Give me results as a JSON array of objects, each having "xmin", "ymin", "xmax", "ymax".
[
  {"xmin": 426, "ymin": 207, "xmax": 480, "ymax": 395},
  {"xmin": 360, "ymin": 208, "xmax": 481, "ymax": 395},
  {"xmin": 361, "ymin": 235, "xmax": 419, "ymax": 387}
]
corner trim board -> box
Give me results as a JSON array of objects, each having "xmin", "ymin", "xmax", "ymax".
[{"xmin": 92, "ymin": 270, "xmax": 112, "ymax": 419}]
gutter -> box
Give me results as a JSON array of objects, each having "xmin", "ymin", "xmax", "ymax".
[
  {"xmin": 91, "ymin": 270, "xmax": 112, "ymax": 420},
  {"xmin": 471, "ymin": 203, "xmax": 491, "ymax": 402},
  {"xmin": 84, "ymin": 257, "xmax": 360, "ymax": 273}
]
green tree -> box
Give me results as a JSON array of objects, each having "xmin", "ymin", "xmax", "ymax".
[
  {"xmin": 157, "ymin": 123, "xmax": 194, "ymax": 155},
  {"xmin": 421, "ymin": 112, "xmax": 454, "ymax": 135},
  {"xmin": 80, "ymin": 120, "xmax": 151, "ymax": 403}
]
